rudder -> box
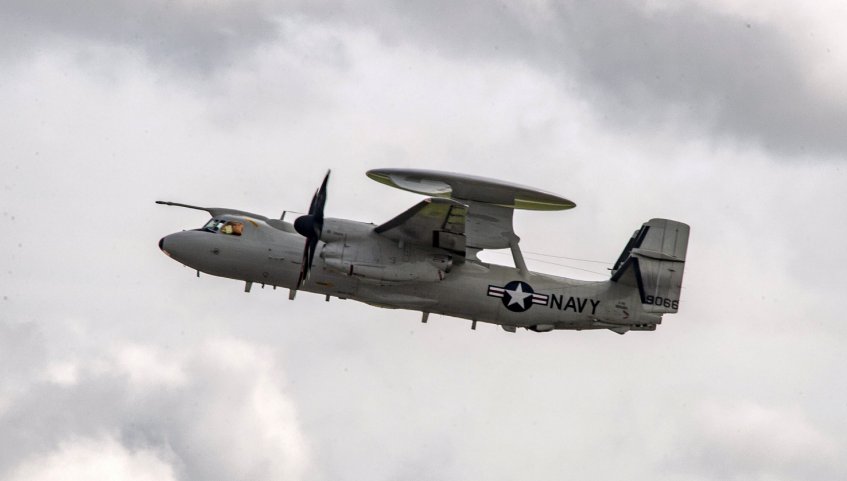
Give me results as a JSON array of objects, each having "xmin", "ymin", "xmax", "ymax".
[{"xmin": 610, "ymin": 218, "xmax": 690, "ymax": 313}]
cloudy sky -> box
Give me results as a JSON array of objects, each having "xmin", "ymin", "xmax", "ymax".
[{"xmin": 2, "ymin": 1, "xmax": 846, "ymax": 479}]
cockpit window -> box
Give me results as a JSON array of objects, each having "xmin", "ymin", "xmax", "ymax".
[
  {"xmin": 221, "ymin": 221, "xmax": 243, "ymax": 235},
  {"xmin": 203, "ymin": 219, "xmax": 243, "ymax": 236},
  {"xmin": 203, "ymin": 219, "xmax": 226, "ymax": 232}
]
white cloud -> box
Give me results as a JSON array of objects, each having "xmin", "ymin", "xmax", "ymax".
[
  {"xmin": 669, "ymin": 400, "xmax": 844, "ymax": 480},
  {"xmin": 112, "ymin": 345, "xmax": 187, "ymax": 388},
  {"xmin": 0, "ymin": 335, "xmax": 311, "ymax": 481},
  {"xmin": 179, "ymin": 340, "xmax": 311, "ymax": 481},
  {"xmin": 8, "ymin": 436, "xmax": 178, "ymax": 481},
  {"xmin": 43, "ymin": 361, "xmax": 80, "ymax": 386}
]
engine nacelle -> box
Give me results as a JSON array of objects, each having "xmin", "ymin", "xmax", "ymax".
[
  {"xmin": 321, "ymin": 241, "xmax": 452, "ymax": 282},
  {"xmin": 339, "ymin": 261, "xmax": 447, "ymax": 282}
]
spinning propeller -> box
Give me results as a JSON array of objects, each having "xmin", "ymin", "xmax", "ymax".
[{"xmin": 293, "ymin": 170, "xmax": 330, "ymax": 289}]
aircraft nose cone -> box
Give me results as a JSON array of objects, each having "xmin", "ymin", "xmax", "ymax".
[
  {"xmin": 159, "ymin": 236, "xmax": 173, "ymax": 257},
  {"xmin": 158, "ymin": 231, "xmax": 205, "ymax": 264}
]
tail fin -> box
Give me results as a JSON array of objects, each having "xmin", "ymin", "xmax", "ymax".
[{"xmin": 611, "ymin": 218, "xmax": 690, "ymax": 313}]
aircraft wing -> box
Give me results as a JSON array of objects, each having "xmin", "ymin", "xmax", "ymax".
[
  {"xmin": 374, "ymin": 197, "xmax": 468, "ymax": 254},
  {"xmin": 462, "ymin": 200, "xmax": 518, "ymax": 250},
  {"xmin": 374, "ymin": 197, "xmax": 525, "ymax": 257},
  {"xmin": 368, "ymin": 168, "xmax": 575, "ymax": 255}
]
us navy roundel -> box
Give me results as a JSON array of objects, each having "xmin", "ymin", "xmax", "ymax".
[{"xmin": 487, "ymin": 280, "xmax": 550, "ymax": 312}]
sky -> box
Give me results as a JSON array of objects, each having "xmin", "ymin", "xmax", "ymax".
[{"xmin": 1, "ymin": 1, "xmax": 846, "ymax": 480}]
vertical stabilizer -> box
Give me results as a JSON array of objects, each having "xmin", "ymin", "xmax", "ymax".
[{"xmin": 611, "ymin": 219, "xmax": 690, "ymax": 313}]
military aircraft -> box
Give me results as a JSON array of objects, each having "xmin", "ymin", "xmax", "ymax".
[{"xmin": 158, "ymin": 169, "xmax": 689, "ymax": 334}]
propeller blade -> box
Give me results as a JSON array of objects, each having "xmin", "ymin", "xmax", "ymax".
[
  {"xmin": 309, "ymin": 170, "xmax": 330, "ymax": 217},
  {"xmin": 306, "ymin": 236, "xmax": 318, "ymax": 271},
  {"xmin": 294, "ymin": 170, "xmax": 331, "ymax": 289},
  {"xmin": 296, "ymin": 236, "xmax": 320, "ymax": 290},
  {"xmin": 296, "ymin": 239, "xmax": 310, "ymax": 290}
]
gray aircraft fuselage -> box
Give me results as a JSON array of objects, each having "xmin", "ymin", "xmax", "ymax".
[{"xmin": 159, "ymin": 214, "xmax": 663, "ymax": 333}]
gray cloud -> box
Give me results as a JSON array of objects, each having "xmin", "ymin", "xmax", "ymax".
[
  {"xmin": 1, "ymin": 0, "xmax": 279, "ymax": 74},
  {"xmin": 316, "ymin": 0, "xmax": 847, "ymax": 157},
  {"xmin": 9, "ymin": 0, "xmax": 841, "ymax": 156},
  {"xmin": 550, "ymin": 3, "xmax": 847, "ymax": 158},
  {"xmin": 5, "ymin": 0, "xmax": 845, "ymax": 156}
]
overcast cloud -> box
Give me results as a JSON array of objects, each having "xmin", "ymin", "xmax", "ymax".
[
  {"xmin": 1, "ymin": 1, "xmax": 846, "ymax": 480},
  {"xmin": 4, "ymin": 0, "xmax": 846, "ymax": 156}
]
